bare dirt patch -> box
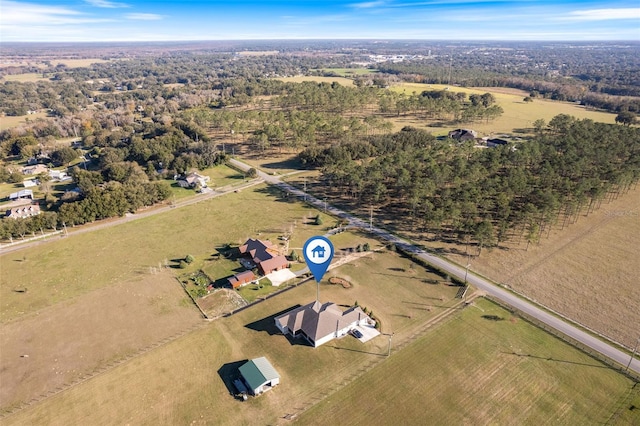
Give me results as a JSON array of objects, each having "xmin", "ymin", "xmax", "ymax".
[
  {"xmin": 0, "ymin": 270, "xmax": 202, "ymax": 411},
  {"xmin": 329, "ymin": 276, "xmax": 352, "ymax": 288},
  {"xmin": 446, "ymin": 186, "xmax": 640, "ymax": 348},
  {"xmin": 197, "ymin": 289, "xmax": 248, "ymax": 318}
]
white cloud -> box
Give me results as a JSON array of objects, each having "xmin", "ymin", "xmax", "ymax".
[
  {"xmin": 565, "ymin": 8, "xmax": 640, "ymax": 21},
  {"xmin": 125, "ymin": 13, "xmax": 163, "ymax": 21},
  {"xmin": 0, "ymin": 1, "xmax": 111, "ymax": 25},
  {"xmin": 84, "ymin": 0, "xmax": 129, "ymax": 8},
  {"xmin": 350, "ymin": 1, "xmax": 386, "ymax": 9}
]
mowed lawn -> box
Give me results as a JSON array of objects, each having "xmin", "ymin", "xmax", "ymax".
[
  {"xmin": 297, "ymin": 297, "xmax": 637, "ymax": 425},
  {"xmin": 0, "ymin": 184, "xmax": 335, "ymax": 323},
  {"xmin": 390, "ymin": 83, "xmax": 618, "ymax": 136},
  {"xmin": 1, "ymin": 250, "xmax": 462, "ymax": 425}
]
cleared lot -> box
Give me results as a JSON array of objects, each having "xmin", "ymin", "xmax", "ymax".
[{"xmin": 0, "ymin": 270, "xmax": 201, "ymax": 412}]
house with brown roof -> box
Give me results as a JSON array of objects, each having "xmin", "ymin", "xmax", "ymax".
[
  {"xmin": 275, "ymin": 301, "xmax": 370, "ymax": 348},
  {"xmin": 448, "ymin": 128, "xmax": 477, "ymax": 141},
  {"xmin": 239, "ymin": 238, "xmax": 288, "ymax": 275},
  {"xmin": 228, "ymin": 270, "xmax": 256, "ymax": 289}
]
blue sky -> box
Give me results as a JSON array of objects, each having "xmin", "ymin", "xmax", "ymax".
[{"xmin": 1, "ymin": 0, "xmax": 639, "ymax": 42}]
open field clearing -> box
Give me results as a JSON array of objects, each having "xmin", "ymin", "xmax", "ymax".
[
  {"xmin": 0, "ymin": 249, "xmax": 461, "ymax": 425},
  {"xmin": 390, "ymin": 83, "xmax": 618, "ymax": 136},
  {"xmin": 0, "ymin": 270, "xmax": 201, "ymax": 412},
  {"xmin": 277, "ymin": 76, "xmax": 355, "ymax": 86},
  {"xmin": 50, "ymin": 59, "xmax": 110, "ymax": 68},
  {"xmin": 1, "ymin": 74, "xmax": 50, "ymax": 83},
  {"xmin": 0, "ymin": 112, "xmax": 50, "ymax": 131},
  {"xmin": 0, "ymin": 184, "xmax": 334, "ymax": 322},
  {"xmin": 297, "ymin": 297, "xmax": 637, "ymax": 425}
]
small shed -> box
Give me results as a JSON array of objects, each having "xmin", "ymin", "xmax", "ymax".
[{"xmin": 238, "ymin": 357, "xmax": 280, "ymax": 395}]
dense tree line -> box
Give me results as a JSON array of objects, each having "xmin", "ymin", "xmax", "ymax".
[{"xmin": 300, "ymin": 116, "xmax": 640, "ymax": 252}]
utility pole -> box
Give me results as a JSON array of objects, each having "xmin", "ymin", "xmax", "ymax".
[
  {"xmin": 303, "ymin": 177, "xmax": 307, "ymax": 202},
  {"xmin": 464, "ymin": 253, "xmax": 471, "ymax": 284},
  {"xmin": 625, "ymin": 336, "xmax": 640, "ymax": 373},
  {"xmin": 369, "ymin": 206, "xmax": 373, "ymax": 231},
  {"xmin": 387, "ymin": 333, "xmax": 394, "ymax": 357}
]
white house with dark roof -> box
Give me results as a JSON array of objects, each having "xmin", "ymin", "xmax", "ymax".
[{"xmin": 275, "ymin": 301, "xmax": 370, "ymax": 348}]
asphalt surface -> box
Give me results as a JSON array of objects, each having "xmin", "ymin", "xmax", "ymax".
[{"xmin": 230, "ymin": 158, "xmax": 640, "ymax": 375}]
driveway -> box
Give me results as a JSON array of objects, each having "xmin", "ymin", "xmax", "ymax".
[
  {"xmin": 353, "ymin": 324, "xmax": 380, "ymax": 343},
  {"xmin": 266, "ymin": 268, "xmax": 296, "ymax": 286}
]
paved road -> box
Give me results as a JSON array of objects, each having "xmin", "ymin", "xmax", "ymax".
[{"xmin": 230, "ymin": 158, "xmax": 640, "ymax": 375}]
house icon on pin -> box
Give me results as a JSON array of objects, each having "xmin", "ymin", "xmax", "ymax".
[{"xmin": 311, "ymin": 245, "xmax": 326, "ymax": 259}]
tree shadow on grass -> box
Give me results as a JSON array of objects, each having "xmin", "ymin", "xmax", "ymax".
[
  {"xmin": 482, "ymin": 314, "xmax": 504, "ymax": 321},
  {"xmin": 254, "ymin": 185, "xmax": 301, "ymax": 204},
  {"xmin": 217, "ymin": 360, "xmax": 248, "ymax": 397},
  {"xmin": 502, "ymin": 352, "xmax": 610, "ymax": 369},
  {"xmin": 261, "ymin": 157, "xmax": 303, "ymax": 170}
]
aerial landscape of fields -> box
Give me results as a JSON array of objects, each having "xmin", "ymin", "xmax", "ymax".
[{"xmin": 1, "ymin": 0, "xmax": 639, "ymax": 424}]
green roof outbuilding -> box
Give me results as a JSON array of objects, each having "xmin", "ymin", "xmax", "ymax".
[{"xmin": 239, "ymin": 357, "xmax": 280, "ymax": 395}]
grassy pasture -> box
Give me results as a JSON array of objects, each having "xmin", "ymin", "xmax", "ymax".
[
  {"xmin": 1, "ymin": 74, "xmax": 50, "ymax": 83},
  {"xmin": 3, "ymin": 281, "xmax": 634, "ymax": 425},
  {"xmin": 0, "ymin": 184, "xmax": 337, "ymax": 323},
  {"xmin": 0, "ymin": 112, "xmax": 50, "ymax": 131},
  {"xmin": 297, "ymin": 297, "xmax": 637, "ymax": 425},
  {"xmin": 277, "ymin": 76, "xmax": 355, "ymax": 86},
  {"xmin": 50, "ymin": 59, "xmax": 110, "ymax": 68},
  {"xmin": 0, "ymin": 249, "xmax": 462, "ymax": 425},
  {"xmin": 390, "ymin": 83, "xmax": 618, "ymax": 136},
  {"xmin": 0, "ymin": 270, "xmax": 201, "ymax": 411}
]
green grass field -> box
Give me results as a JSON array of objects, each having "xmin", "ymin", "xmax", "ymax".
[
  {"xmin": 0, "ymin": 112, "xmax": 50, "ymax": 131},
  {"xmin": 297, "ymin": 297, "xmax": 638, "ymax": 425},
  {"xmin": 1, "ymin": 249, "xmax": 462, "ymax": 425},
  {"xmin": 0, "ymin": 183, "xmax": 338, "ymax": 322},
  {"xmin": 390, "ymin": 83, "xmax": 618, "ymax": 137},
  {"xmin": 1, "ymin": 74, "xmax": 50, "ymax": 83},
  {"xmin": 4, "ymin": 287, "xmax": 634, "ymax": 425}
]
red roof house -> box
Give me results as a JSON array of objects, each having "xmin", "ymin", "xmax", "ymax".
[
  {"xmin": 228, "ymin": 270, "xmax": 256, "ymax": 289},
  {"xmin": 239, "ymin": 239, "xmax": 288, "ymax": 275}
]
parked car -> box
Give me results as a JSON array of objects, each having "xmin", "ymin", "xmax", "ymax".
[{"xmin": 351, "ymin": 329, "xmax": 363, "ymax": 339}]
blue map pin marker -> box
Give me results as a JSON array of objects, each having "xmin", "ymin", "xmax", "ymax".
[{"xmin": 303, "ymin": 236, "xmax": 334, "ymax": 282}]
